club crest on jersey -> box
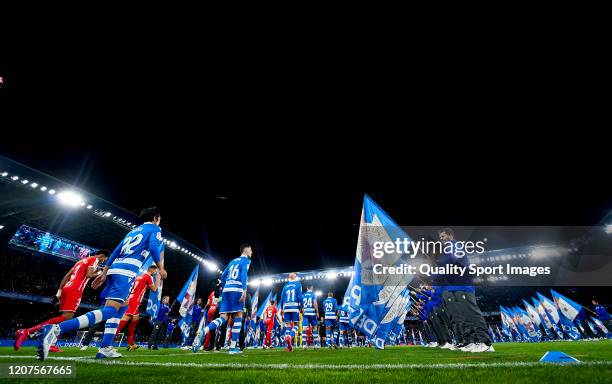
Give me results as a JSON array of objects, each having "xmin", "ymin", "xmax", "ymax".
[{"xmin": 156, "ymin": 232, "xmax": 162, "ymax": 241}]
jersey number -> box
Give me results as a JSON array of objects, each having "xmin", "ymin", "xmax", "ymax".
[
  {"xmin": 121, "ymin": 234, "xmax": 143, "ymax": 255},
  {"xmin": 303, "ymin": 297, "xmax": 312, "ymax": 307},
  {"xmin": 325, "ymin": 302, "xmax": 333, "ymax": 311},
  {"xmin": 229, "ymin": 264, "xmax": 240, "ymax": 279},
  {"xmin": 286, "ymin": 289, "xmax": 295, "ymax": 302}
]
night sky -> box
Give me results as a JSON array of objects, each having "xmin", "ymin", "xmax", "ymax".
[{"xmin": 2, "ymin": 51, "xmax": 611, "ymax": 278}]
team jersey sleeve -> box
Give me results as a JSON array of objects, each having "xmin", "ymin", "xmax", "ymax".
[
  {"xmin": 220, "ymin": 265, "xmax": 229, "ymax": 287},
  {"xmin": 297, "ymin": 284, "xmax": 303, "ymax": 308},
  {"xmin": 240, "ymin": 259, "xmax": 250, "ymax": 290},
  {"xmin": 147, "ymin": 228, "xmax": 163, "ymax": 263},
  {"xmin": 107, "ymin": 242, "xmax": 123, "ymax": 266}
]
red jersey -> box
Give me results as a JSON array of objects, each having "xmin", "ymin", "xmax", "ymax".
[
  {"xmin": 207, "ymin": 291, "xmax": 218, "ymax": 311},
  {"xmin": 128, "ymin": 273, "xmax": 154, "ymax": 306},
  {"xmin": 63, "ymin": 256, "xmax": 99, "ymax": 293},
  {"xmin": 263, "ymin": 305, "xmax": 277, "ymax": 322}
]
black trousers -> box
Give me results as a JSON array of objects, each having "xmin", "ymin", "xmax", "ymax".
[
  {"xmin": 149, "ymin": 321, "xmax": 166, "ymax": 346},
  {"xmin": 430, "ymin": 306, "xmax": 452, "ymax": 344},
  {"xmin": 187, "ymin": 322, "xmax": 198, "ymax": 345},
  {"xmin": 420, "ymin": 321, "xmax": 432, "ymax": 343},
  {"xmin": 442, "ymin": 290, "xmax": 491, "ymax": 345},
  {"xmin": 239, "ymin": 320, "xmax": 246, "ymax": 350}
]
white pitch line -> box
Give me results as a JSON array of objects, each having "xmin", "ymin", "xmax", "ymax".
[{"xmin": 1, "ymin": 356, "xmax": 611, "ymax": 370}]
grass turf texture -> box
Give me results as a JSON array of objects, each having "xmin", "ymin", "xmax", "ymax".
[{"xmin": 1, "ymin": 340, "xmax": 611, "ymax": 383}]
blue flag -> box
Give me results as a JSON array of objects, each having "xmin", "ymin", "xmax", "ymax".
[
  {"xmin": 132, "ymin": 256, "xmax": 157, "ymax": 319},
  {"xmin": 536, "ymin": 293, "xmax": 564, "ymax": 339},
  {"xmin": 138, "ymin": 256, "xmax": 155, "ymax": 276},
  {"xmin": 499, "ymin": 306, "xmax": 512, "ymax": 338},
  {"xmin": 502, "ymin": 306, "xmax": 522, "ymax": 340},
  {"xmin": 550, "ymin": 289, "xmax": 582, "ymax": 340},
  {"xmin": 345, "ymin": 195, "xmax": 415, "ymax": 349},
  {"xmin": 495, "ymin": 325, "xmax": 504, "ymax": 342},
  {"xmin": 176, "ymin": 266, "xmax": 199, "ymax": 340},
  {"xmin": 256, "ymin": 291, "xmax": 274, "ymax": 318},
  {"xmin": 550, "ymin": 289, "xmax": 582, "ymax": 321},
  {"xmin": 517, "ymin": 306, "xmax": 540, "ymax": 341},
  {"xmin": 389, "ymin": 294, "xmax": 411, "ymax": 342},
  {"xmin": 532, "ymin": 298, "xmax": 553, "ymax": 331},
  {"xmin": 488, "ymin": 325, "xmax": 498, "ymax": 342},
  {"xmin": 250, "ymin": 286, "xmax": 260, "ymax": 316},
  {"xmin": 246, "ymin": 286, "xmax": 260, "ymax": 345},
  {"xmin": 591, "ymin": 316, "xmax": 612, "ymax": 338},
  {"xmin": 509, "ymin": 306, "xmax": 530, "ymax": 341},
  {"xmin": 523, "ymin": 299, "xmax": 548, "ymax": 338},
  {"xmin": 146, "ymin": 279, "xmax": 163, "ymax": 319}
]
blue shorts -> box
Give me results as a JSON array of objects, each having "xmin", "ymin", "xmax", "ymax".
[
  {"xmin": 220, "ymin": 291, "xmax": 244, "ymax": 314},
  {"xmin": 325, "ymin": 319, "xmax": 338, "ymax": 328},
  {"xmin": 283, "ymin": 312, "xmax": 299, "ymax": 323},
  {"xmin": 339, "ymin": 322, "xmax": 351, "ymax": 331},
  {"xmin": 104, "ymin": 274, "xmax": 134, "ymax": 303},
  {"xmin": 302, "ymin": 315, "xmax": 318, "ymax": 327}
]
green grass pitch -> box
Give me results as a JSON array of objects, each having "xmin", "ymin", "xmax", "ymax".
[{"xmin": 1, "ymin": 341, "xmax": 611, "ymax": 383}]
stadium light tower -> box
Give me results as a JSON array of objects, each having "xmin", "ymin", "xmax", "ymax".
[{"xmin": 57, "ymin": 191, "xmax": 84, "ymax": 207}]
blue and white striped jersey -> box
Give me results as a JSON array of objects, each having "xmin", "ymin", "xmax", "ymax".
[
  {"xmin": 107, "ymin": 223, "xmax": 163, "ymax": 279},
  {"xmin": 302, "ymin": 291, "xmax": 317, "ymax": 316},
  {"xmin": 279, "ymin": 281, "xmax": 303, "ymax": 313},
  {"xmin": 323, "ymin": 297, "xmax": 338, "ymax": 319},
  {"xmin": 339, "ymin": 304, "xmax": 350, "ymax": 323},
  {"xmin": 220, "ymin": 255, "xmax": 251, "ymax": 294}
]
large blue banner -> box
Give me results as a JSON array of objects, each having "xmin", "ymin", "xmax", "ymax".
[
  {"xmin": 344, "ymin": 195, "xmax": 415, "ymax": 349},
  {"xmin": 256, "ymin": 291, "xmax": 274, "ymax": 318},
  {"xmin": 177, "ymin": 266, "xmax": 199, "ymax": 340},
  {"xmin": 550, "ymin": 289, "xmax": 582, "ymax": 340},
  {"xmin": 536, "ymin": 293, "xmax": 564, "ymax": 339}
]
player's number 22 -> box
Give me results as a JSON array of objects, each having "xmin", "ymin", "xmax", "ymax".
[{"xmin": 121, "ymin": 234, "xmax": 143, "ymax": 255}]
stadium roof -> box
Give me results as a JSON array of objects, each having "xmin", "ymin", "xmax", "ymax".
[{"xmin": 0, "ymin": 156, "xmax": 222, "ymax": 285}]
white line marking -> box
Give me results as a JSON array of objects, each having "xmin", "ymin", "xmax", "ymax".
[{"xmin": 0, "ymin": 356, "xmax": 610, "ymax": 369}]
